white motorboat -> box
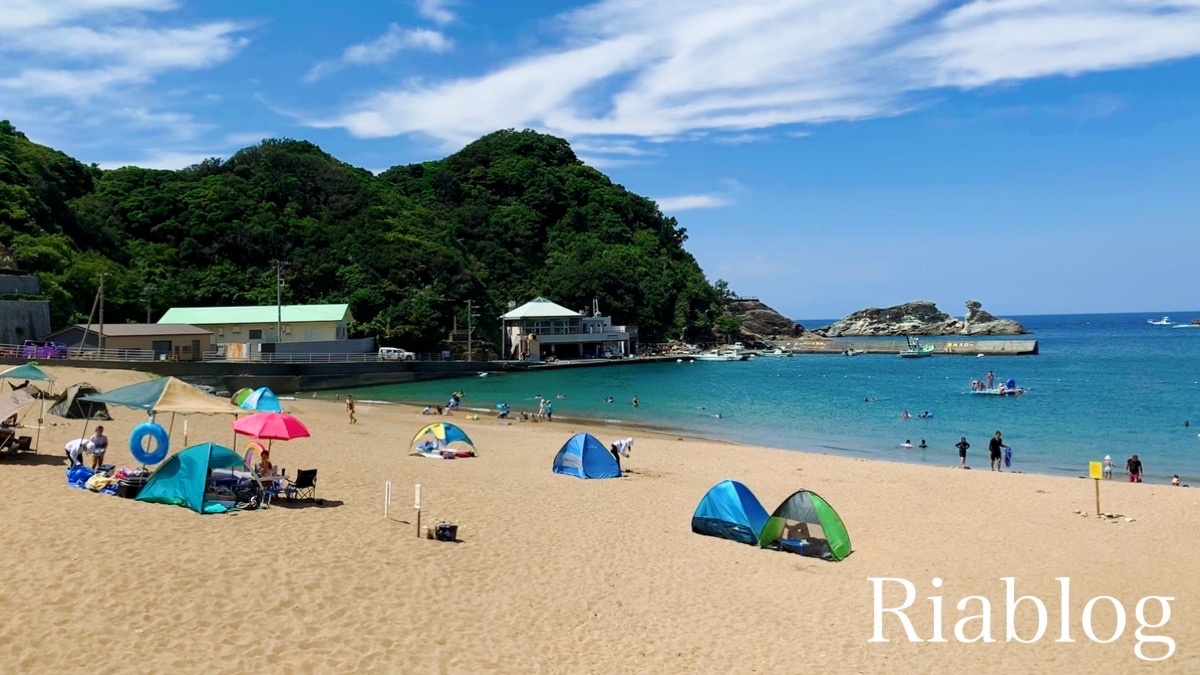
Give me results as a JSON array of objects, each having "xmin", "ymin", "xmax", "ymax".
[
  {"xmin": 694, "ymin": 349, "xmax": 748, "ymax": 362},
  {"xmin": 761, "ymin": 348, "xmax": 793, "ymax": 358},
  {"xmin": 1148, "ymin": 316, "xmax": 1173, "ymax": 325}
]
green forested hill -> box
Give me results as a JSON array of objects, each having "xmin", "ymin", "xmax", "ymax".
[{"xmin": 1, "ymin": 123, "xmax": 722, "ymax": 350}]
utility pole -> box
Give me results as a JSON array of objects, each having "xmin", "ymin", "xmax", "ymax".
[
  {"xmin": 275, "ymin": 260, "xmax": 287, "ymax": 342},
  {"xmin": 466, "ymin": 300, "xmax": 479, "ymax": 362},
  {"xmin": 143, "ymin": 284, "xmax": 156, "ymax": 324},
  {"xmin": 96, "ymin": 272, "xmax": 111, "ymax": 353}
]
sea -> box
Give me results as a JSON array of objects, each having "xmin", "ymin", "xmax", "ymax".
[{"xmin": 345, "ymin": 312, "xmax": 1200, "ymax": 484}]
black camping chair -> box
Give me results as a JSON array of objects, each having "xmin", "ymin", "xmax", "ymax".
[{"xmin": 284, "ymin": 469, "xmax": 318, "ymax": 501}]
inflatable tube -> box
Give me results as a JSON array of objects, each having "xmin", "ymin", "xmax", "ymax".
[
  {"xmin": 1004, "ymin": 446, "xmax": 1013, "ymax": 468},
  {"xmin": 130, "ymin": 421, "xmax": 169, "ymax": 465},
  {"xmin": 244, "ymin": 441, "xmax": 266, "ymax": 467}
]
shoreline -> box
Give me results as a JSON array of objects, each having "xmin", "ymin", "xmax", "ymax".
[{"xmin": 342, "ymin": 389, "xmax": 1187, "ymax": 486}]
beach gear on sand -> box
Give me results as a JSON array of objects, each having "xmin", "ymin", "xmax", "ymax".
[
  {"xmin": 410, "ymin": 422, "xmax": 476, "ymax": 458},
  {"xmin": 136, "ymin": 443, "xmax": 247, "ymax": 514},
  {"xmin": 691, "ymin": 480, "xmax": 769, "ymax": 545},
  {"xmin": 552, "ymin": 432, "xmax": 621, "ymax": 479},
  {"xmin": 758, "ymin": 490, "xmax": 852, "ymax": 561},
  {"xmin": 238, "ymin": 387, "xmax": 283, "ymax": 413},
  {"xmin": 129, "ymin": 421, "xmax": 170, "ymax": 465}
]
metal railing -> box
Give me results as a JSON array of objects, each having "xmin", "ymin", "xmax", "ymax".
[
  {"xmin": 203, "ymin": 351, "xmax": 457, "ymax": 364},
  {"xmin": 0, "ymin": 343, "xmax": 157, "ymax": 362}
]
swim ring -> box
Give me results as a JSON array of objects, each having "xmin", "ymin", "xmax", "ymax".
[{"xmin": 129, "ymin": 421, "xmax": 169, "ymax": 465}]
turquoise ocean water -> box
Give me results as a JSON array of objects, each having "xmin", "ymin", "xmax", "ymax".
[{"xmin": 347, "ymin": 313, "xmax": 1200, "ymax": 484}]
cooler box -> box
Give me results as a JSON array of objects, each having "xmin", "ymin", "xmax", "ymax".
[
  {"xmin": 118, "ymin": 476, "xmax": 148, "ymax": 499},
  {"xmin": 435, "ymin": 524, "xmax": 458, "ymax": 542}
]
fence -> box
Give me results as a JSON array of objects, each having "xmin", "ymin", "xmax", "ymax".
[
  {"xmin": 0, "ymin": 343, "xmax": 156, "ymax": 362},
  {"xmin": 202, "ymin": 351, "xmax": 455, "ymax": 364}
]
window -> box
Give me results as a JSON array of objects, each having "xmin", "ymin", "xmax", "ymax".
[
  {"xmin": 248, "ymin": 329, "xmax": 263, "ymax": 340},
  {"xmin": 232, "ymin": 326, "xmax": 241, "ymax": 334},
  {"xmin": 217, "ymin": 327, "xmax": 224, "ymax": 336}
]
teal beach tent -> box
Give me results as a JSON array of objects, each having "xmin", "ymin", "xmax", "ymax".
[
  {"xmin": 691, "ymin": 479, "xmax": 769, "ymax": 545},
  {"xmin": 240, "ymin": 387, "xmax": 283, "ymax": 412},
  {"xmin": 136, "ymin": 443, "xmax": 247, "ymax": 514},
  {"xmin": 552, "ymin": 432, "xmax": 621, "ymax": 479}
]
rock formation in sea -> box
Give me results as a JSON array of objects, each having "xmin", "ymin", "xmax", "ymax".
[
  {"xmin": 727, "ymin": 297, "xmax": 806, "ymax": 339},
  {"xmin": 812, "ymin": 300, "xmax": 1027, "ymax": 337}
]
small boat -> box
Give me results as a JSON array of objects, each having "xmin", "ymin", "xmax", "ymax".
[
  {"xmin": 694, "ymin": 349, "xmax": 748, "ymax": 362},
  {"xmin": 899, "ymin": 336, "xmax": 935, "ymax": 358},
  {"xmin": 970, "ymin": 377, "xmax": 1026, "ymax": 396},
  {"xmin": 842, "ymin": 348, "xmax": 863, "ymax": 356},
  {"xmin": 761, "ymin": 348, "xmax": 793, "ymax": 358},
  {"xmin": 1148, "ymin": 316, "xmax": 1173, "ymax": 325}
]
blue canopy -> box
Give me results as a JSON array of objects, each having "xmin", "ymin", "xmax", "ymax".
[
  {"xmin": 552, "ymin": 432, "xmax": 621, "ymax": 479},
  {"xmin": 0, "ymin": 362, "xmax": 55, "ymax": 382},
  {"xmin": 136, "ymin": 443, "xmax": 247, "ymax": 514},
  {"xmin": 240, "ymin": 387, "xmax": 283, "ymax": 412},
  {"xmin": 691, "ymin": 479, "xmax": 769, "ymax": 545}
]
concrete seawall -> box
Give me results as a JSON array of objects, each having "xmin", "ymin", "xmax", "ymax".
[{"xmin": 791, "ymin": 339, "xmax": 1038, "ymax": 355}]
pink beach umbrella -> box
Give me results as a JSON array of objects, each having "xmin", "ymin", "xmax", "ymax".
[{"xmin": 231, "ymin": 412, "xmax": 311, "ymax": 453}]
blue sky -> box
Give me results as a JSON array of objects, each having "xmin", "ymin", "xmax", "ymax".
[{"xmin": 2, "ymin": 0, "xmax": 1199, "ymax": 319}]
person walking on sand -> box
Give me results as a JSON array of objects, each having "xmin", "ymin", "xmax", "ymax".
[
  {"xmin": 346, "ymin": 395, "xmax": 357, "ymax": 424},
  {"xmin": 955, "ymin": 436, "xmax": 970, "ymax": 468},
  {"xmin": 1126, "ymin": 454, "xmax": 1143, "ymax": 483},
  {"xmin": 988, "ymin": 431, "xmax": 1007, "ymax": 472}
]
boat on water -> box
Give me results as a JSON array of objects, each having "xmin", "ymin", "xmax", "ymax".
[
  {"xmin": 970, "ymin": 377, "xmax": 1026, "ymax": 396},
  {"xmin": 760, "ymin": 348, "xmax": 793, "ymax": 358},
  {"xmin": 1148, "ymin": 316, "xmax": 1173, "ymax": 325},
  {"xmin": 899, "ymin": 336, "xmax": 935, "ymax": 358},
  {"xmin": 842, "ymin": 348, "xmax": 863, "ymax": 356},
  {"xmin": 693, "ymin": 348, "xmax": 748, "ymax": 362}
]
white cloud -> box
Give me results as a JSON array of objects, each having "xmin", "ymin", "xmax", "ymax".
[
  {"xmin": 0, "ymin": 0, "xmax": 250, "ymax": 169},
  {"xmin": 305, "ymin": 24, "xmax": 453, "ymax": 82},
  {"xmin": 655, "ymin": 194, "xmax": 732, "ymax": 211},
  {"xmin": 97, "ymin": 148, "xmax": 222, "ymax": 170},
  {"xmin": 312, "ymin": 0, "xmax": 1200, "ymax": 150},
  {"xmin": 415, "ymin": 0, "xmax": 457, "ymax": 25}
]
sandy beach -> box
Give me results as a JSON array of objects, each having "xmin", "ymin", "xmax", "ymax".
[{"xmin": 1, "ymin": 366, "xmax": 1197, "ymax": 673}]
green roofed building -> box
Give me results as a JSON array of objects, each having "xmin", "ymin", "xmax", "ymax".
[{"xmin": 158, "ymin": 304, "xmax": 352, "ymax": 345}]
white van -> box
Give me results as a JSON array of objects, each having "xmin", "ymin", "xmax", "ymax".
[{"xmin": 378, "ymin": 347, "xmax": 416, "ymax": 361}]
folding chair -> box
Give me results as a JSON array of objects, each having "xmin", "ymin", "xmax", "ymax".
[{"xmin": 283, "ymin": 469, "xmax": 317, "ymax": 501}]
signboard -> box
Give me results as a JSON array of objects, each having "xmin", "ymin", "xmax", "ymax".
[{"xmin": 1088, "ymin": 461, "xmax": 1103, "ymax": 480}]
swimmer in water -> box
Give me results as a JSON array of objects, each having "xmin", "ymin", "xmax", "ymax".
[{"xmin": 901, "ymin": 439, "xmax": 913, "ymax": 448}]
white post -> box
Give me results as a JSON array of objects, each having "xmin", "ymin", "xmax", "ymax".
[
  {"xmin": 415, "ymin": 483, "xmax": 422, "ymax": 537},
  {"xmin": 384, "ymin": 481, "xmax": 392, "ymax": 519},
  {"xmin": 183, "ymin": 419, "xmax": 188, "ymax": 446}
]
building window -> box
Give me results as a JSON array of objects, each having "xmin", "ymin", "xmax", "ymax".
[
  {"xmin": 232, "ymin": 326, "xmax": 241, "ymax": 334},
  {"xmin": 248, "ymin": 329, "xmax": 263, "ymax": 340}
]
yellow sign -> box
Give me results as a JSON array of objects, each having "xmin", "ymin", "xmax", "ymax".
[{"xmin": 1089, "ymin": 461, "xmax": 1103, "ymax": 480}]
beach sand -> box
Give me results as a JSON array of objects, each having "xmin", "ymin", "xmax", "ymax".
[{"xmin": 1, "ymin": 366, "xmax": 1197, "ymax": 673}]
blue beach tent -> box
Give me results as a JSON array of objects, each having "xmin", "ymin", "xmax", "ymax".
[
  {"xmin": 552, "ymin": 432, "xmax": 622, "ymax": 479},
  {"xmin": 240, "ymin": 387, "xmax": 283, "ymax": 413},
  {"xmin": 691, "ymin": 479, "xmax": 770, "ymax": 545},
  {"xmin": 136, "ymin": 443, "xmax": 247, "ymax": 514}
]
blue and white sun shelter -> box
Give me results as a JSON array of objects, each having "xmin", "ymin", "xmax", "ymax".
[
  {"xmin": 239, "ymin": 387, "xmax": 282, "ymax": 413},
  {"xmin": 691, "ymin": 479, "xmax": 770, "ymax": 545},
  {"xmin": 552, "ymin": 432, "xmax": 621, "ymax": 479}
]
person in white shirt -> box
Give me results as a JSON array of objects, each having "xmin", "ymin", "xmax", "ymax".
[
  {"xmin": 64, "ymin": 439, "xmax": 91, "ymax": 467},
  {"xmin": 609, "ymin": 438, "xmax": 633, "ymax": 472}
]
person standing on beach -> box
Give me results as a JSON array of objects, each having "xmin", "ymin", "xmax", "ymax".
[
  {"xmin": 1103, "ymin": 455, "xmax": 1114, "ymax": 480},
  {"xmin": 545, "ymin": 401, "xmax": 553, "ymax": 422},
  {"xmin": 955, "ymin": 437, "xmax": 970, "ymax": 468},
  {"xmin": 988, "ymin": 431, "xmax": 1007, "ymax": 471},
  {"xmin": 537, "ymin": 397, "xmax": 547, "ymax": 420},
  {"xmin": 346, "ymin": 395, "xmax": 357, "ymax": 424},
  {"xmin": 1126, "ymin": 454, "xmax": 1143, "ymax": 483},
  {"xmin": 88, "ymin": 425, "xmax": 108, "ymax": 470}
]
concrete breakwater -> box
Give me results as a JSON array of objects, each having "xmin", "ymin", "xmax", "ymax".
[{"xmin": 789, "ymin": 339, "xmax": 1038, "ymax": 355}]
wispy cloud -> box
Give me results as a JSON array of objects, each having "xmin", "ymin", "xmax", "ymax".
[
  {"xmin": 312, "ymin": 0, "xmax": 1200, "ymax": 151},
  {"xmin": 655, "ymin": 194, "xmax": 732, "ymax": 212},
  {"xmin": 0, "ymin": 0, "xmax": 250, "ymax": 165},
  {"xmin": 305, "ymin": 24, "xmax": 453, "ymax": 82},
  {"xmin": 415, "ymin": 0, "xmax": 458, "ymax": 25}
]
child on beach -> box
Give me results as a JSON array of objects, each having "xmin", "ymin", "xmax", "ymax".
[
  {"xmin": 1103, "ymin": 455, "xmax": 1114, "ymax": 480},
  {"xmin": 955, "ymin": 437, "xmax": 970, "ymax": 468}
]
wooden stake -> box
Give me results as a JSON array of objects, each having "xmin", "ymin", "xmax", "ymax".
[{"xmin": 1095, "ymin": 478, "xmax": 1101, "ymax": 518}]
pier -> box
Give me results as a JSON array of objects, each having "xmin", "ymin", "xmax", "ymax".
[{"xmin": 786, "ymin": 338, "xmax": 1038, "ymax": 356}]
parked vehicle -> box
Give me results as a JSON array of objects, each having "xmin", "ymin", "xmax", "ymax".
[
  {"xmin": 20, "ymin": 340, "xmax": 68, "ymax": 359},
  {"xmin": 378, "ymin": 347, "xmax": 416, "ymax": 361}
]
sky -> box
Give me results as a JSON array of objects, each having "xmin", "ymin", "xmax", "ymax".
[{"xmin": 2, "ymin": 0, "xmax": 1199, "ymax": 319}]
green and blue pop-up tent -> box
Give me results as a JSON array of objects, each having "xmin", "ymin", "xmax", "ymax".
[
  {"xmin": 691, "ymin": 479, "xmax": 769, "ymax": 545},
  {"xmin": 552, "ymin": 432, "xmax": 621, "ymax": 479},
  {"xmin": 757, "ymin": 489, "xmax": 852, "ymax": 561},
  {"xmin": 238, "ymin": 387, "xmax": 283, "ymax": 412},
  {"xmin": 136, "ymin": 443, "xmax": 247, "ymax": 514}
]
